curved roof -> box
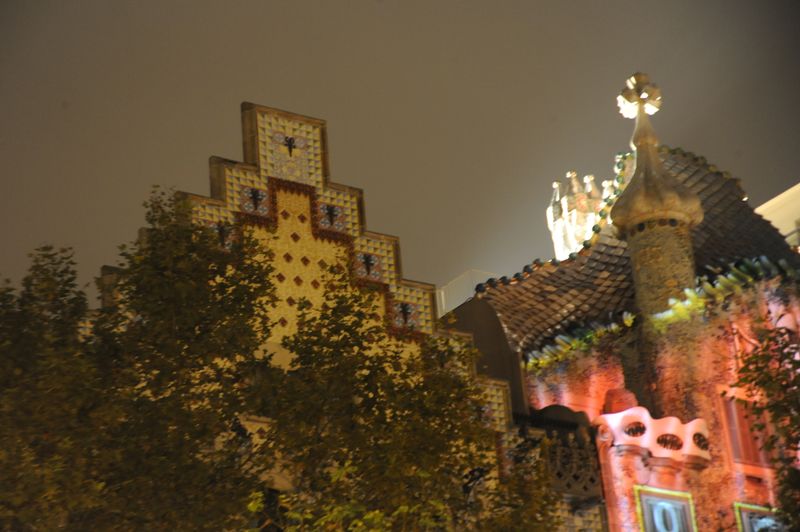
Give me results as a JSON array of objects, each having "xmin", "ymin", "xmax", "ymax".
[{"xmin": 476, "ymin": 147, "xmax": 800, "ymax": 356}]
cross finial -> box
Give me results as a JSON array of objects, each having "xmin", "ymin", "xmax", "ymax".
[
  {"xmin": 610, "ymin": 73, "xmax": 703, "ymax": 230},
  {"xmin": 617, "ymin": 72, "xmax": 662, "ymax": 119}
]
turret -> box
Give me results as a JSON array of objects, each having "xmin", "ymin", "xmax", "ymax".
[
  {"xmin": 610, "ymin": 73, "xmax": 705, "ymax": 419},
  {"xmin": 611, "ymin": 73, "xmax": 703, "ymax": 316}
]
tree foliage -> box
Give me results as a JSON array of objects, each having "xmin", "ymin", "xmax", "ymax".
[
  {"xmin": 733, "ymin": 316, "xmax": 800, "ymax": 530},
  {"xmin": 0, "ymin": 246, "xmax": 102, "ymax": 529},
  {"xmin": 249, "ymin": 266, "xmax": 493, "ymax": 529},
  {"xmin": 476, "ymin": 436, "xmax": 560, "ymax": 531},
  {"xmin": 1, "ymin": 191, "xmax": 559, "ymax": 530},
  {"xmin": 1, "ymin": 191, "xmax": 276, "ymax": 530},
  {"xmin": 88, "ymin": 190, "xmax": 276, "ymax": 529},
  {"xmin": 251, "ymin": 266, "xmax": 559, "ymax": 530}
]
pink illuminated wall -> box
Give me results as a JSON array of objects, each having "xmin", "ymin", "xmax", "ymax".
[
  {"xmin": 526, "ymin": 282, "xmax": 799, "ymax": 530},
  {"xmin": 527, "ymin": 351, "xmax": 624, "ymax": 421}
]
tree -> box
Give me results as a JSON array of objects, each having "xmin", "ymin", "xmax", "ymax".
[
  {"xmin": 1, "ymin": 191, "xmax": 278, "ymax": 530},
  {"xmin": 84, "ymin": 190, "xmax": 277, "ymax": 529},
  {"xmin": 733, "ymin": 318, "xmax": 800, "ymax": 531},
  {"xmin": 1, "ymin": 192, "xmax": 559, "ymax": 530},
  {"xmin": 0, "ymin": 246, "xmax": 105, "ymax": 529},
  {"xmin": 251, "ymin": 265, "xmax": 558, "ymax": 531},
  {"xmin": 248, "ymin": 265, "xmax": 491, "ymax": 529},
  {"xmin": 475, "ymin": 436, "xmax": 561, "ymax": 531}
]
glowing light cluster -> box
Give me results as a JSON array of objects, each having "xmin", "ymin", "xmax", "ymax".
[{"xmin": 546, "ymin": 171, "xmax": 616, "ymax": 260}]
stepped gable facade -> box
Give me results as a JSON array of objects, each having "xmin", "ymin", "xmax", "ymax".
[
  {"xmin": 182, "ymin": 104, "xmax": 439, "ymax": 340},
  {"xmin": 175, "ymin": 103, "xmax": 614, "ymax": 529},
  {"xmin": 177, "ymin": 102, "xmax": 515, "ymax": 469},
  {"xmin": 169, "ymin": 85, "xmax": 797, "ymax": 530}
]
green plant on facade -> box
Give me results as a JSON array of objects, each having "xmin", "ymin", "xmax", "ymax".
[
  {"xmin": 730, "ymin": 314, "xmax": 800, "ymax": 530},
  {"xmin": 525, "ymin": 312, "xmax": 635, "ymax": 375},
  {"xmin": 528, "ymin": 256, "xmax": 800, "ymax": 376},
  {"xmin": 650, "ymin": 257, "xmax": 799, "ymax": 334}
]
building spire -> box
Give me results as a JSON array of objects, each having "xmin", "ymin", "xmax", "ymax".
[
  {"xmin": 549, "ymin": 180, "xmax": 563, "ymax": 220},
  {"xmin": 611, "ymin": 73, "xmax": 703, "ymax": 231},
  {"xmin": 546, "ymin": 181, "xmax": 570, "ymax": 260},
  {"xmin": 609, "ymin": 74, "xmax": 705, "ymax": 420}
]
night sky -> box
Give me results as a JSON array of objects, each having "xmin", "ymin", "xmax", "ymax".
[{"xmin": 2, "ymin": 0, "xmax": 799, "ymax": 304}]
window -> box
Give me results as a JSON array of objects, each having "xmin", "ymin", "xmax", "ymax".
[
  {"xmin": 634, "ymin": 485, "xmax": 697, "ymax": 532},
  {"xmin": 734, "ymin": 502, "xmax": 785, "ymax": 532},
  {"xmin": 721, "ymin": 397, "xmax": 772, "ymax": 467}
]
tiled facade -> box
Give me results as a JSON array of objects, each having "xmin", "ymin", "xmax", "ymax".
[
  {"xmin": 453, "ymin": 75, "xmax": 799, "ymax": 531},
  {"xmin": 180, "ymin": 103, "xmax": 519, "ymax": 519},
  {"xmin": 184, "ymin": 104, "xmax": 437, "ymax": 339},
  {"xmin": 178, "ymin": 87, "xmax": 797, "ymax": 530}
]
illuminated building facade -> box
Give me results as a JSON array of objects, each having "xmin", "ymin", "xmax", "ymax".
[
  {"xmin": 177, "ymin": 74, "xmax": 798, "ymax": 530},
  {"xmin": 176, "ymin": 103, "xmax": 515, "ymax": 495},
  {"xmin": 454, "ymin": 74, "xmax": 800, "ymax": 530}
]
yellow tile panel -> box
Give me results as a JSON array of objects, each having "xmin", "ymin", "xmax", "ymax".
[
  {"xmin": 480, "ymin": 378, "xmax": 512, "ymax": 433},
  {"xmin": 318, "ymin": 186, "xmax": 361, "ymax": 237},
  {"xmin": 257, "ymin": 112, "xmax": 324, "ymax": 187},
  {"xmin": 262, "ymin": 188, "xmax": 347, "ymax": 339},
  {"xmin": 185, "ymin": 104, "xmax": 437, "ymax": 342}
]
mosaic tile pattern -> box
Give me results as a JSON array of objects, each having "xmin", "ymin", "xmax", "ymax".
[
  {"xmin": 239, "ymin": 187, "xmax": 269, "ymax": 217},
  {"xmin": 264, "ymin": 188, "xmax": 350, "ymax": 338},
  {"xmin": 393, "ymin": 284, "xmax": 435, "ymax": 335},
  {"xmin": 318, "ymin": 187, "xmax": 361, "ymax": 236},
  {"xmin": 192, "ymin": 200, "xmax": 234, "ymax": 225},
  {"xmin": 479, "ymin": 148, "xmax": 800, "ymax": 357},
  {"xmin": 355, "ymin": 236, "xmax": 395, "ymax": 285},
  {"xmin": 257, "ymin": 112, "xmax": 324, "ymax": 187},
  {"xmin": 224, "ymin": 166, "xmax": 265, "ymax": 210},
  {"xmin": 185, "ymin": 104, "xmax": 436, "ymax": 335},
  {"xmin": 191, "ymin": 163, "xmax": 263, "ymax": 226},
  {"xmin": 480, "ymin": 378, "xmax": 512, "ymax": 433}
]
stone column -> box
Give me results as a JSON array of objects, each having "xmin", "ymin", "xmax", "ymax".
[{"xmin": 596, "ymin": 426, "xmax": 650, "ymax": 532}]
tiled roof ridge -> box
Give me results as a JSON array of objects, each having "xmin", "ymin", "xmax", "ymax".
[
  {"xmin": 527, "ymin": 255, "xmax": 800, "ymax": 372},
  {"xmin": 659, "ymin": 255, "xmax": 799, "ymax": 319}
]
